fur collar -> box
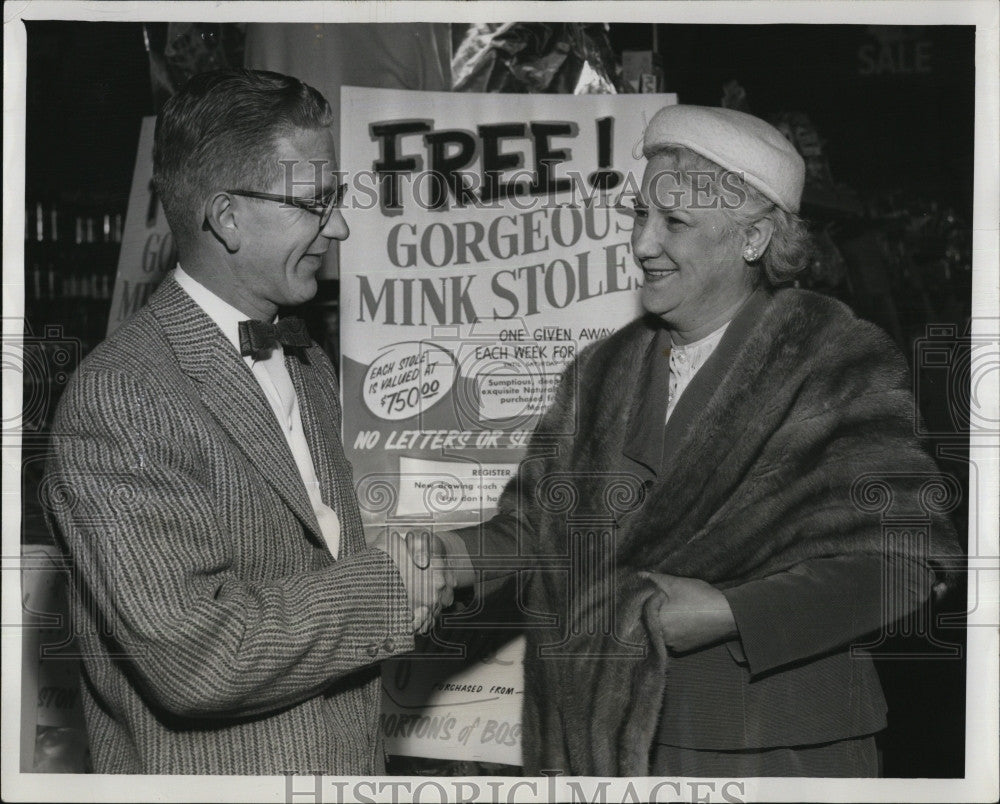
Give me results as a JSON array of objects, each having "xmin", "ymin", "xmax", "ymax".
[{"xmin": 504, "ymin": 287, "xmax": 962, "ymax": 775}]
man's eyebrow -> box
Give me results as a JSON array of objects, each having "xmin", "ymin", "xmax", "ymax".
[{"xmin": 300, "ymin": 178, "xmax": 338, "ymax": 198}]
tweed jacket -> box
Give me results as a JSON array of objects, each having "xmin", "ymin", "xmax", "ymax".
[
  {"xmin": 43, "ymin": 274, "xmax": 415, "ymax": 775},
  {"xmin": 459, "ymin": 288, "xmax": 962, "ymax": 775}
]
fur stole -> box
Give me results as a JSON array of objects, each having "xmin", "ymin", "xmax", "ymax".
[{"xmin": 498, "ymin": 288, "xmax": 963, "ymax": 776}]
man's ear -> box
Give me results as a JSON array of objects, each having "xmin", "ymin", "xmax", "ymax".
[{"xmin": 203, "ymin": 192, "xmax": 241, "ymax": 252}]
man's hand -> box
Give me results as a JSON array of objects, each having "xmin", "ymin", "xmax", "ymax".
[
  {"xmin": 405, "ymin": 529, "xmax": 457, "ymax": 633},
  {"xmin": 640, "ymin": 572, "xmax": 739, "ymax": 654},
  {"xmin": 372, "ymin": 529, "xmax": 456, "ymax": 634}
]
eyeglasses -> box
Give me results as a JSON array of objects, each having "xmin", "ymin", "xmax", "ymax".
[{"xmin": 226, "ymin": 182, "xmax": 348, "ymax": 229}]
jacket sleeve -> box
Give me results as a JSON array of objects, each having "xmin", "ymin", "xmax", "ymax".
[
  {"xmin": 717, "ymin": 308, "xmax": 951, "ymax": 677},
  {"xmin": 442, "ymin": 341, "xmax": 600, "ymax": 584},
  {"xmin": 721, "ymin": 553, "xmax": 935, "ymax": 676},
  {"xmin": 442, "ymin": 512, "xmax": 527, "ymax": 584},
  {"xmin": 45, "ymin": 368, "xmax": 415, "ymax": 720}
]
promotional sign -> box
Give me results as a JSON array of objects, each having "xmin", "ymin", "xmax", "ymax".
[
  {"xmin": 339, "ymin": 87, "xmax": 675, "ymax": 763},
  {"xmin": 107, "ymin": 116, "xmax": 176, "ymax": 334},
  {"xmin": 20, "ymin": 546, "xmax": 87, "ymax": 772},
  {"xmin": 340, "ymin": 87, "xmax": 673, "ymax": 527},
  {"xmin": 381, "ymin": 635, "xmax": 526, "ymax": 765}
]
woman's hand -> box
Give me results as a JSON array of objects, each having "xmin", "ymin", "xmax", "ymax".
[{"xmin": 640, "ymin": 572, "xmax": 739, "ymax": 654}]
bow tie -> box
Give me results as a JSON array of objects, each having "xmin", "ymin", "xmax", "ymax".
[{"xmin": 238, "ymin": 317, "xmax": 312, "ymax": 362}]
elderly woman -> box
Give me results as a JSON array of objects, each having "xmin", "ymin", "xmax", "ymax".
[{"xmin": 437, "ymin": 105, "xmax": 961, "ymax": 777}]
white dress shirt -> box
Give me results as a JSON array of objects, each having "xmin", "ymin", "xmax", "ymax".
[
  {"xmin": 665, "ymin": 322, "xmax": 730, "ymax": 424},
  {"xmin": 174, "ymin": 266, "xmax": 341, "ymax": 558}
]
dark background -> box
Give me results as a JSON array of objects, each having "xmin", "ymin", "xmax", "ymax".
[
  {"xmin": 21, "ymin": 20, "xmax": 975, "ymax": 779},
  {"xmin": 25, "ymin": 23, "xmax": 975, "ymax": 217}
]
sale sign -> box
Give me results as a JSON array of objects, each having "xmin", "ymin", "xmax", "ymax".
[{"xmin": 340, "ymin": 87, "xmax": 674, "ymax": 530}]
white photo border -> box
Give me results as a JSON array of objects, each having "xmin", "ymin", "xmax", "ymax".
[{"xmin": 3, "ymin": 2, "xmax": 997, "ymax": 802}]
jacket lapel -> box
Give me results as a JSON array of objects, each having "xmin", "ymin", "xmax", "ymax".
[
  {"xmin": 660, "ymin": 289, "xmax": 771, "ymax": 461},
  {"xmin": 614, "ymin": 288, "xmax": 777, "ymax": 565},
  {"xmin": 620, "ymin": 289, "xmax": 773, "ymax": 479},
  {"xmin": 148, "ymin": 275, "xmax": 323, "ymax": 543},
  {"xmin": 287, "ymin": 351, "xmax": 366, "ymax": 558},
  {"xmin": 621, "ymin": 323, "xmax": 671, "ymax": 481}
]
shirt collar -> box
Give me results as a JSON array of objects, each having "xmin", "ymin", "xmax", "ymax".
[
  {"xmin": 670, "ymin": 321, "xmax": 730, "ymax": 371},
  {"xmin": 173, "ymin": 264, "xmax": 271, "ymax": 357},
  {"xmin": 670, "ymin": 320, "xmax": 730, "ymax": 352}
]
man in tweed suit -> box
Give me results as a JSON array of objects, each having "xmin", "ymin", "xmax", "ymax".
[{"xmin": 43, "ymin": 69, "xmax": 450, "ymax": 774}]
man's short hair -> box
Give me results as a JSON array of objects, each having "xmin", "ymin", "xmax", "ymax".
[{"xmin": 153, "ymin": 69, "xmax": 334, "ymax": 243}]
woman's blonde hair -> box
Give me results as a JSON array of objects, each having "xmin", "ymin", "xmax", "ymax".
[{"xmin": 646, "ymin": 144, "xmax": 813, "ymax": 286}]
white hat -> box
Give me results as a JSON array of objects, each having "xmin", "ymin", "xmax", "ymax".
[{"xmin": 642, "ymin": 105, "xmax": 806, "ymax": 213}]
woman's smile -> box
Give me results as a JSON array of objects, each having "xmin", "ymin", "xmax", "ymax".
[{"xmin": 641, "ymin": 264, "xmax": 678, "ymax": 282}]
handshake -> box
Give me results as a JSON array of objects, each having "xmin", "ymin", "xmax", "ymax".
[{"xmin": 373, "ymin": 528, "xmax": 460, "ymax": 634}]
